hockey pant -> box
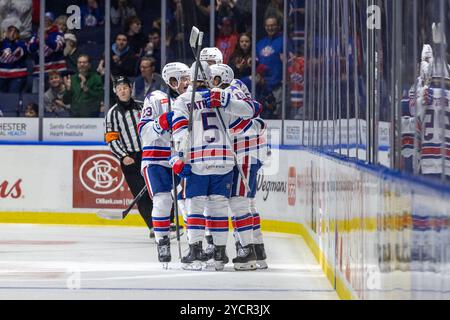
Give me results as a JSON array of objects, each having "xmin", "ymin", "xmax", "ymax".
[
  {"xmin": 250, "ymin": 198, "xmax": 264, "ymax": 244},
  {"xmin": 186, "ymin": 195, "xmax": 229, "ymax": 246},
  {"xmin": 143, "ymin": 164, "xmax": 180, "ymax": 242},
  {"xmin": 230, "ymin": 196, "xmax": 254, "ymax": 247},
  {"xmin": 151, "ymin": 193, "xmax": 172, "ymax": 242},
  {"xmin": 230, "ymin": 160, "xmax": 265, "ymax": 245}
]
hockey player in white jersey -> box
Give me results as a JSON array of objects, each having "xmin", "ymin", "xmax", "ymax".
[
  {"xmin": 416, "ymin": 24, "xmax": 450, "ymax": 178},
  {"xmin": 169, "ymin": 61, "xmax": 259, "ymax": 271},
  {"xmin": 209, "ymin": 63, "xmax": 269, "ymax": 270},
  {"xmin": 138, "ymin": 62, "xmax": 190, "ymax": 267}
]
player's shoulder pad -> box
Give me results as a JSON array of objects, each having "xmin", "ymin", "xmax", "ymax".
[
  {"xmin": 231, "ymin": 78, "xmax": 244, "ymax": 86},
  {"xmin": 145, "ymin": 90, "xmax": 168, "ymax": 103}
]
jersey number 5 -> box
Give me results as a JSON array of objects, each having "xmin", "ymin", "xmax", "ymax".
[{"xmin": 202, "ymin": 112, "xmax": 219, "ymax": 143}]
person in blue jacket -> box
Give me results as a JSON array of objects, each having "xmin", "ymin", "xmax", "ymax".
[
  {"xmin": 256, "ymin": 15, "xmax": 283, "ymax": 118},
  {"xmin": 0, "ymin": 17, "xmax": 28, "ymax": 93}
]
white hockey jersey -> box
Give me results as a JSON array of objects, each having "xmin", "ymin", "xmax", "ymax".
[
  {"xmin": 225, "ymin": 85, "xmax": 269, "ymax": 164},
  {"xmin": 172, "ymin": 87, "xmax": 257, "ymax": 175},
  {"xmin": 138, "ymin": 90, "xmax": 173, "ymax": 170},
  {"xmin": 418, "ymin": 77, "xmax": 450, "ymax": 175}
]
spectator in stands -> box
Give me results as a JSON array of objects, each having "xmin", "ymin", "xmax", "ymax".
[
  {"xmin": 144, "ymin": 28, "xmax": 161, "ymax": 73},
  {"xmin": 28, "ymin": 12, "xmax": 67, "ymax": 76},
  {"xmin": 0, "ymin": 0, "xmax": 33, "ymax": 39},
  {"xmin": 55, "ymin": 15, "xmax": 68, "ymax": 34},
  {"xmin": 256, "ymin": 15, "xmax": 283, "ymax": 118},
  {"xmin": 234, "ymin": 0, "xmax": 252, "ymax": 33},
  {"xmin": 132, "ymin": 57, "xmax": 164, "ymax": 101},
  {"xmin": 63, "ymin": 54, "xmax": 104, "ymax": 117},
  {"xmin": 254, "ymin": 64, "xmax": 277, "ymax": 119},
  {"xmin": 125, "ymin": 16, "xmax": 146, "ymax": 57},
  {"xmin": 80, "ymin": 0, "xmax": 105, "ymax": 28},
  {"xmin": 111, "ymin": 0, "xmax": 137, "ymax": 29},
  {"xmin": 183, "ymin": 0, "xmax": 210, "ymax": 32},
  {"xmin": 229, "ymin": 32, "xmax": 252, "ymax": 79},
  {"xmin": 24, "ymin": 102, "xmax": 38, "ymax": 117},
  {"xmin": 63, "ymin": 33, "xmax": 80, "ymax": 74},
  {"xmin": 108, "ymin": 33, "xmax": 138, "ymax": 77},
  {"xmin": 215, "ymin": 17, "xmax": 239, "ymax": 65},
  {"xmin": 0, "ymin": 17, "xmax": 28, "ymax": 93},
  {"xmin": 264, "ymin": 0, "xmax": 284, "ymax": 24},
  {"xmin": 44, "ymin": 71, "xmax": 70, "ymax": 117},
  {"xmin": 216, "ymin": 0, "xmax": 238, "ymax": 26}
]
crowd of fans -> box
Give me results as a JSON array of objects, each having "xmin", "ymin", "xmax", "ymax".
[{"xmin": 0, "ymin": 0, "xmax": 305, "ymax": 119}]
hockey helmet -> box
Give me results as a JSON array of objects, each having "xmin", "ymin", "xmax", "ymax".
[
  {"xmin": 200, "ymin": 47, "xmax": 223, "ymax": 64},
  {"xmin": 190, "ymin": 61, "xmax": 211, "ymax": 85},
  {"xmin": 162, "ymin": 62, "xmax": 190, "ymax": 90},
  {"xmin": 209, "ymin": 63, "xmax": 234, "ymax": 88},
  {"xmin": 113, "ymin": 76, "xmax": 132, "ymax": 93}
]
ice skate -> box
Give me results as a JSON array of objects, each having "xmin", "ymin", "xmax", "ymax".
[
  {"xmin": 213, "ymin": 245, "xmax": 229, "ymax": 271},
  {"xmin": 204, "ymin": 235, "xmax": 215, "ymax": 261},
  {"xmin": 181, "ymin": 242, "xmax": 208, "ymax": 271},
  {"xmin": 232, "ymin": 244, "xmax": 257, "ymax": 271},
  {"xmin": 157, "ymin": 236, "xmax": 171, "ymax": 269},
  {"xmin": 254, "ymin": 243, "xmax": 268, "ymax": 269}
]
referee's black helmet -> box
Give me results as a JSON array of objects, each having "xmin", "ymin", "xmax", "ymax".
[{"xmin": 113, "ymin": 76, "xmax": 132, "ymax": 93}]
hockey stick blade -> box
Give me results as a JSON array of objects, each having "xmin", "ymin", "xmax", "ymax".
[
  {"xmin": 96, "ymin": 210, "xmax": 125, "ymax": 220},
  {"xmin": 96, "ymin": 185, "xmax": 147, "ymax": 221},
  {"xmin": 189, "ymin": 27, "xmax": 200, "ymax": 48}
]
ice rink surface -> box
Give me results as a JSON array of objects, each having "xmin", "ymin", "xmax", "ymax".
[{"xmin": 0, "ymin": 224, "xmax": 338, "ymax": 300}]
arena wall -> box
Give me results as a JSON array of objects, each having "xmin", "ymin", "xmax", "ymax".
[{"xmin": 1, "ymin": 144, "xmax": 449, "ymax": 300}]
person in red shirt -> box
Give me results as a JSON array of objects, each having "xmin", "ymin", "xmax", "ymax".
[{"xmin": 215, "ymin": 16, "xmax": 238, "ymax": 65}]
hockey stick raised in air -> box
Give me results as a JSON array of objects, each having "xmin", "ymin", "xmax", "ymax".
[
  {"xmin": 96, "ymin": 185, "xmax": 147, "ymax": 220},
  {"xmin": 188, "ymin": 26, "xmax": 204, "ymax": 134}
]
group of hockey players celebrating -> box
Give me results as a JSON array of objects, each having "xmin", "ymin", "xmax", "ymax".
[{"xmin": 137, "ymin": 46, "xmax": 269, "ymax": 271}]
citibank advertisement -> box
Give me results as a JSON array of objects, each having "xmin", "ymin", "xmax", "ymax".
[{"xmin": 73, "ymin": 150, "xmax": 133, "ymax": 209}]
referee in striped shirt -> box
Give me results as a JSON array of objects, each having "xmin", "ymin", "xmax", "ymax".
[{"xmin": 105, "ymin": 76, "xmax": 154, "ymax": 236}]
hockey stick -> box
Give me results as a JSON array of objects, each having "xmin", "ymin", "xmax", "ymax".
[
  {"xmin": 189, "ymin": 44, "xmax": 252, "ymax": 193},
  {"xmin": 167, "ymin": 87, "xmax": 182, "ymax": 260},
  {"xmin": 96, "ymin": 185, "xmax": 147, "ymax": 220},
  {"xmin": 188, "ymin": 26, "xmax": 204, "ymax": 133}
]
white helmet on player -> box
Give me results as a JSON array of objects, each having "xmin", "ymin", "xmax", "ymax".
[
  {"xmin": 200, "ymin": 47, "xmax": 223, "ymax": 65},
  {"xmin": 190, "ymin": 61, "xmax": 211, "ymax": 85},
  {"xmin": 162, "ymin": 62, "xmax": 190, "ymax": 91},
  {"xmin": 209, "ymin": 63, "xmax": 234, "ymax": 88}
]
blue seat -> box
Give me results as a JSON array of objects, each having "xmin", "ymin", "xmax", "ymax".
[
  {"xmin": 0, "ymin": 93, "xmax": 19, "ymax": 117},
  {"xmin": 17, "ymin": 93, "xmax": 39, "ymax": 116}
]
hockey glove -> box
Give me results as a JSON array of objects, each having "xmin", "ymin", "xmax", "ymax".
[
  {"xmin": 424, "ymin": 88, "xmax": 434, "ymax": 106},
  {"xmin": 210, "ymin": 88, "xmax": 231, "ymax": 108},
  {"xmin": 169, "ymin": 154, "xmax": 192, "ymax": 178},
  {"xmin": 153, "ymin": 111, "xmax": 174, "ymax": 135},
  {"xmin": 199, "ymin": 90, "xmax": 211, "ymax": 109}
]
